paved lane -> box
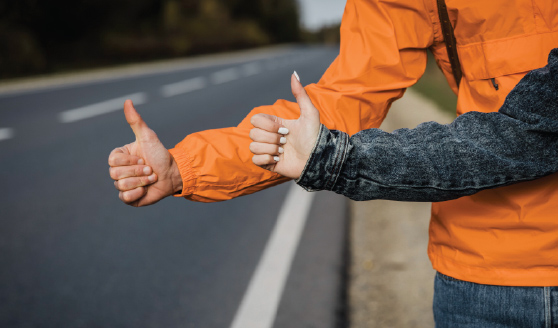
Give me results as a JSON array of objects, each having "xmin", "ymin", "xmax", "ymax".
[{"xmin": 0, "ymin": 46, "xmax": 347, "ymax": 328}]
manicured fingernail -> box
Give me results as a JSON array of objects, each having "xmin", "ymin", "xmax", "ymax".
[
  {"xmin": 293, "ymin": 71, "xmax": 300, "ymax": 82},
  {"xmin": 280, "ymin": 137, "xmax": 287, "ymax": 144},
  {"xmin": 278, "ymin": 127, "xmax": 289, "ymax": 135},
  {"xmin": 138, "ymin": 159, "xmax": 145, "ymax": 165},
  {"xmin": 143, "ymin": 166, "xmax": 151, "ymax": 175},
  {"xmin": 274, "ymin": 156, "xmax": 280, "ymax": 162},
  {"xmin": 148, "ymin": 174, "xmax": 156, "ymax": 182},
  {"xmin": 278, "ymin": 147, "xmax": 284, "ymax": 154}
]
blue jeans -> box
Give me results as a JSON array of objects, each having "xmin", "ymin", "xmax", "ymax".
[{"xmin": 433, "ymin": 272, "xmax": 558, "ymax": 328}]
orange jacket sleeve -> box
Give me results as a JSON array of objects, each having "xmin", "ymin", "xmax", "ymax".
[{"xmin": 168, "ymin": 0, "xmax": 433, "ymax": 202}]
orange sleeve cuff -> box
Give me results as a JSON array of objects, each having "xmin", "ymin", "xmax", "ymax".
[{"xmin": 168, "ymin": 147, "xmax": 197, "ymax": 197}]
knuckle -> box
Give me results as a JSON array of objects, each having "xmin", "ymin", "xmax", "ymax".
[
  {"xmin": 108, "ymin": 156, "xmax": 116, "ymax": 166},
  {"xmin": 116, "ymin": 180, "xmax": 124, "ymax": 190},
  {"xmin": 119, "ymin": 191, "xmax": 129, "ymax": 203},
  {"xmin": 109, "ymin": 167, "xmax": 117, "ymax": 179},
  {"xmin": 249, "ymin": 142, "xmax": 256, "ymax": 153}
]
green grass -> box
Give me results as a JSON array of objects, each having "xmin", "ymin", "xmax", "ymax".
[{"xmin": 410, "ymin": 52, "xmax": 457, "ymax": 117}]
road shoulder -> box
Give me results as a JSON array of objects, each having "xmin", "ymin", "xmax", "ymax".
[{"xmin": 349, "ymin": 89, "xmax": 454, "ymax": 328}]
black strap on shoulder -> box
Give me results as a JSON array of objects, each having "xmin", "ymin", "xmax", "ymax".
[{"xmin": 436, "ymin": 0, "xmax": 463, "ymax": 88}]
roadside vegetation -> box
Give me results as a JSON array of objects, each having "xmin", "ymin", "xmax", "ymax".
[
  {"xmin": 0, "ymin": 0, "xmax": 301, "ymax": 78},
  {"xmin": 411, "ymin": 52, "xmax": 458, "ymax": 115},
  {"xmin": 1, "ymin": 0, "xmax": 456, "ymax": 115}
]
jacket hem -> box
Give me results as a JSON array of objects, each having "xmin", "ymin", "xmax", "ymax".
[{"xmin": 429, "ymin": 252, "xmax": 558, "ymax": 287}]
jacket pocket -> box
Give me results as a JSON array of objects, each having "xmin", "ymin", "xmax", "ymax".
[{"xmin": 457, "ymin": 31, "xmax": 558, "ymax": 81}]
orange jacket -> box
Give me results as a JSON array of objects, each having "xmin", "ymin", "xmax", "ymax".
[{"xmin": 169, "ymin": 0, "xmax": 558, "ymax": 286}]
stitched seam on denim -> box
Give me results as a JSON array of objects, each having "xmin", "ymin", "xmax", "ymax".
[
  {"xmin": 363, "ymin": 172, "xmax": 553, "ymax": 192},
  {"xmin": 295, "ymin": 124, "xmax": 325, "ymax": 190},
  {"xmin": 324, "ymin": 144, "xmax": 339, "ymax": 190},
  {"xmin": 437, "ymin": 272, "xmax": 467, "ymax": 284},
  {"xmin": 326, "ymin": 132, "xmax": 345, "ymax": 190},
  {"xmin": 330, "ymin": 133, "xmax": 350, "ymax": 191},
  {"xmin": 545, "ymin": 287, "xmax": 551, "ymax": 328}
]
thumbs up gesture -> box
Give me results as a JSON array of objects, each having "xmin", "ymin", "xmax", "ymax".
[
  {"xmin": 108, "ymin": 100, "xmax": 183, "ymax": 206},
  {"xmin": 249, "ymin": 72, "xmax": 321, "ymax": 179}
]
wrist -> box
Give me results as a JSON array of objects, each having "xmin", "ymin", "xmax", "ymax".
[{"xmin": 169, "ymin": 155, "xmax": 183, "ymax": 195}]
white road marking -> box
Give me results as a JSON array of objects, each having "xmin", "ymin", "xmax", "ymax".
[
  {"xmin": 211, "ymin": 68, "xmax": 240, "ymax": 85},
  {"xmin": 230, "ymin": 182, "xmax": 315, "ymax": 328},
  {"xmin": 0, "ymin": 128, "xmax": 14, "ymax": 141},
  {"xmin": 58, "ymin": 92, "xmax": 147, "ymax": 123},
  {"xmin": 242, "ymin": 62, "xmax": 262, "ymax": 76},
  {"xmin": 265, "ymin": 60, "xmax": 280, "ymax": 71},
  {"xmin": 0, "ymin": 45, "xmax": 297, "ymax": 97},
  {"xmin": 160, "ymin": 77, "xmax": 207, "ymax": 97}
]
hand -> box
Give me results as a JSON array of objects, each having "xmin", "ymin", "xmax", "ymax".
[
  {"xmin": 249, "ymin": 72, "xmax": 321, "ymax": 179},
  {"xmin": 108, "ymin": 100, "xmax": 183, "ymax": 206}
]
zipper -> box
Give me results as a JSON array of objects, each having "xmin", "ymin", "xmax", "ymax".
[{"xmin": 491, "ymin": 78, "xmax": 499, "ymax": 90}]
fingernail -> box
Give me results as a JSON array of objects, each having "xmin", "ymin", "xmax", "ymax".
[
  {"xmin": 278, "ymin": 147, "xmax": 284, "ymax": 154},
  {"xmin": 148, "ymin": 174, "xmax": 156, "ymax": 182},
  {"xmin": 143, "ymin": 166, "xmax": 151, "ymax": 175},
  {"xmin": 278, "ymin": 127, "xmax": 289, "ymax": 135},
  {"xmin": 138, "ymin": 159, "xmax": 145, "ymax": 165},
  {"xmin": 293, "ymin": 71, "xmax": 300, "ymax": 82},
  {"xmin": 280, "ymin": 137, "xmax": 287, "ymax": 144},
  {"xmin": 274, "ymin": 156, "xmax": 280, "ymax": 162}
]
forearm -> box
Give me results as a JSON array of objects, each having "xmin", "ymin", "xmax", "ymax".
[
  {"xmin": 297, "ymin": 49, "xmax": 558, "ymax": 202},
  {"xmin": 169, "ymin": 0, "xmax": 431, "ymax": 202}
]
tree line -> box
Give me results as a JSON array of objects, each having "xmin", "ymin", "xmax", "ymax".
[{"xmin": 0, "ymin": 0, "xmax": 302, "ymax": 78}]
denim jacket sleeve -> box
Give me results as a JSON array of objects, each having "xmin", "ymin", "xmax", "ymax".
[{"xmin": 296, "ymin": 48, "xmax": 558, "ymax": 202}]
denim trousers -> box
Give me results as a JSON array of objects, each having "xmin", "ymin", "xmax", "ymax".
[{"xmin": 434, "ymin": 272, "xmax": 558, "ymax": 328}]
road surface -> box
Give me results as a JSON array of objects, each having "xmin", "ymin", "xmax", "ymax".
[{"xmin": 0, "ymin": 46, "xmax": 347, "ymax": 328}]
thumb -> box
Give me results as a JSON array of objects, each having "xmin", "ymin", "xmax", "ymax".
[
  {"xmin": 291, "ymin": 72, "xmax": 320, "ymax": 123},
  {"xmin": 124, "ymin": 100, "xmax": 152, "ymax": 142}
]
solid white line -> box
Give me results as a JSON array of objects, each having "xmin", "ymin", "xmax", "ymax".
[
  {"xmin": 160, "ymin": 77, "xmax": 207, "ymax": 97},
  {"xmin": 211, "ymin": 68, "xmax": 240, "ymax": 85},
  {"xmin": 58, "ymin": 92, "xmax": 147, "ymax": 123},
  {"xmin": 230, "ymin": 183, "xmax": 315, "ymax": 328},
  {"xmin": 0, "ymin": 128, "xmax": 14, "ymax": 141}
]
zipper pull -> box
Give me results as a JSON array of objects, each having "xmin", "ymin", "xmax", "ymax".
[{"xmin": 491, "ymin": 78, "xmax": 499, "ymax": 90}]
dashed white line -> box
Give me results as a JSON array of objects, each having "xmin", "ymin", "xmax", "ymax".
[
  {"xmin": 211, "ymin": 68, "xmax": 241, "ymax": 85},
  {"xmin": 0, "ymin": 128, "xmax": 14, "ymax": 141},
  {"xmin": 229, "ymin": 182, "xmax": 315, "ymax": 328},
  {"xmin": 265, "ymin": 60, "xmax": 279, "ymax": 70},
  {"xmin": 160, "ymin": 77, "xmax": 207, "ymax": 97},
  {"xmin": 59, "ymin": 92, "xmax": 147, "ymax": 123},
  {"xmin": 55, "ymin": 55, "xmax": 303, "ymax": 124},
  {"xmin": 242, "ymin": 62, "xmax": 262, "ymax": 77}
]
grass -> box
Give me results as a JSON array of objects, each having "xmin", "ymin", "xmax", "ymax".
[{"xmin": 410, "ymin": 52, "xmax": 458, "ymax": 117}]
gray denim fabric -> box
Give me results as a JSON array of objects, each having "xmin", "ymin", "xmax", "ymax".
[{"xmin": 296, "ymin": 48, "xmax": 558, "ymax": 202}]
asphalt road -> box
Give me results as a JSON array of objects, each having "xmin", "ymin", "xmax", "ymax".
[{"xmin": 0, "ymin": 46, "xmax": 347, "ymax": 328}]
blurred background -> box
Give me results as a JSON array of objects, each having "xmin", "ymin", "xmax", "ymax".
[
  {"xmin": 0, "ymin": 1, "xmax": 456, "ymax": 327},
  {"xmin": 0, "ymin": 0, "xmax": 343, "ymax": 79}
]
